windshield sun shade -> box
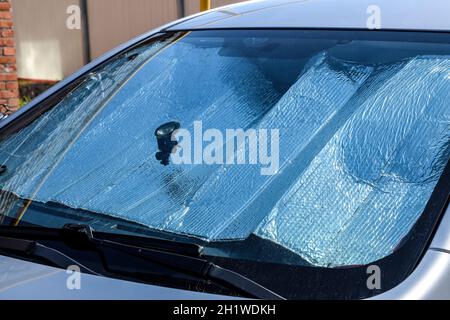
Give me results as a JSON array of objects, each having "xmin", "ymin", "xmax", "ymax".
[{"xmin": 0, "ymin": 31, "xmax": 449, "ymax": 268}]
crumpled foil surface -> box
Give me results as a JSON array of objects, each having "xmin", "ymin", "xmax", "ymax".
[{"xmin": 256, "ymin": 56, "xmax": 450, "ymax": 266}]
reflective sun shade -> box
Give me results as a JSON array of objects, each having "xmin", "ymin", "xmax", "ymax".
[{"xmin": 0, "ymin": 30, "xmax": 449, "ymax": 267}]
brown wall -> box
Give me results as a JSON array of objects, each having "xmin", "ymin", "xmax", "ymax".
[
  {"xmin": 12, "ymin": 0, "xmax": 85, "ymax": 81},
  {"xmin": 12, "ymin": 0, "xmax": 247, "ymax": 80},
  {"xmin": 87, "ymin": 0, "xmax": 180, "ymax": 59},
  {"xmin": 0, "ymin": 0, "xmax": 18, "ymax": 114},
  {"xmin": 87, "ymin": 0, "xmax": 245, "ymax": 59}
]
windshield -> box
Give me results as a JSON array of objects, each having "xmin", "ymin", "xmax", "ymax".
[{"xmin": 0, "ymin": 30, "xmax": 449, "ymax": 274}]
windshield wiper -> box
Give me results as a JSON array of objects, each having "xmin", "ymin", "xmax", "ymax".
[
  {"xmin": 0, "ymin": 224, "xmax": 202, "ymax": 257},
  {"xmin": 62, "ymin": 224, "xmax": 284, "ymax": 299},
  {"xmin": 0, "ymin": 224, "xmax": 284, "ymax": 300},
  {"xmin": 0, "ymin": 235, "xmax": 99, "ymax": 275}
]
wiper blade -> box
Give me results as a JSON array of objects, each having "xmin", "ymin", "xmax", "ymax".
[
  {"xmin": 63, "ymin": 224, "xmax": 285, "ymax": 300},
  {"xmin": 0, "ymin": 235, "xmax": 99, "ymax": 275},
  {"xmin": 0, "ymin": 224, "xmax": 202, "ymax": 257},
  {"xmin": 0, "ymin": 224, "xmax": 283, "ymax": 299}
]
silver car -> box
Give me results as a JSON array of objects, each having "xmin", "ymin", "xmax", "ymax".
[{"xmin": 0, "ymin": 0, "xmax": 449, "ymax": 300}]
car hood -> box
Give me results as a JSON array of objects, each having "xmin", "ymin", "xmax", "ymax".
[{"xmin": 0, "ymin": 255, "xmax": 233, "ymax": 300}]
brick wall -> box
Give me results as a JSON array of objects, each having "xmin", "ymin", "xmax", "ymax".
[{"xmin": 0, "ymin": 0, "xmax": 18, "ymax": 115}]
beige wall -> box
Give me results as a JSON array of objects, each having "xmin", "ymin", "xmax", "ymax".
[
  {"xmin": 12, "ymin": 0, "xmax": 85, "ymax": 81},
  {"xmin": 87, "ymin": 0, "xmax": 180, "ymax": 59},
  {"xmin": 88, "ymin": 0, "xmax": 246, "ymax": 59},
  {"xmin": 13, "ymin": 0, "xmax": 246, "ymax": 80}
]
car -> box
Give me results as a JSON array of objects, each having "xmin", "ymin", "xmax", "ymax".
[{"xmin": 0, "ymin": 0, "xmax": 449, "ymax": 300}]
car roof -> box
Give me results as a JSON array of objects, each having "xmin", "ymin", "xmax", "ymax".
[{"xmin": 168, "ymin": 0, "xmax": 450, "ymax": 32}]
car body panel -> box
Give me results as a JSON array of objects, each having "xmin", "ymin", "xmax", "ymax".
[
  {"xmin": 0, "ymin": 255, "xmax": 233, "ymax": 300},
  {"xmin": 430, "ymin": 206, "xmax": 450, "ymax": 252},
  {"xmin": 168, "ymin": 0, "xmax": 450, "ymax": 32},
  {"xmin": 371, "ymin": 250, "xmax": 450, "ymax": 300},
  {"xmin": 372, "ymin": 203, "xmax": 450, "ymax": 299}
]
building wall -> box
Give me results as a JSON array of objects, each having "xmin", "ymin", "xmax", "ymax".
[
  {"xmin": 12, "ymin": 0, "xmax": 246, "ymax": 81},
  {"xmin": 87, "ymin": 0, "xmax": 180, "ymax": 59},
  {"xmin": 12, "ymin": 0, "xmax": 85, "ymax": 81},
  {"xmin": 87, "ymin": 0, "xmax": 244, "ymax": 59},
  {"xmin": 0, "ymin": 0, "xmax": 18, "ymax": 114}
]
